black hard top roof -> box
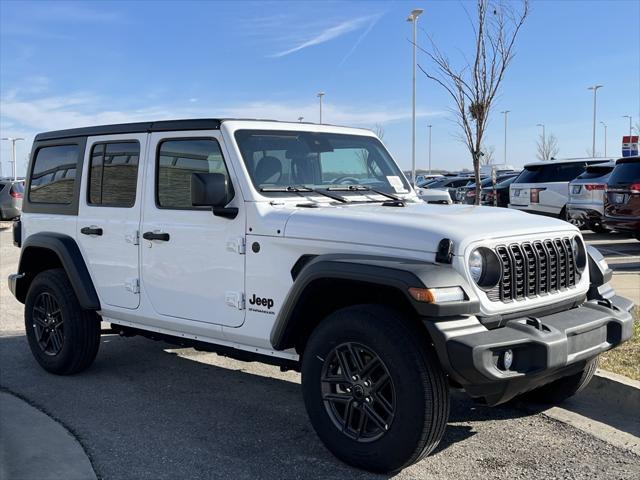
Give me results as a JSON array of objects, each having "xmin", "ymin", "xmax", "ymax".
[{"xmin": 33, "ymin": 118, "xmax": 289, "ymax": 142}]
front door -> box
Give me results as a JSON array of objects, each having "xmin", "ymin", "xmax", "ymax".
[
  {"xmin": 76, "ymin": 134, "xmax": 146, "ymax": 309},
  {"xmin": 140, "ymin": 131, "xmax": 246, "ymax": 327}
]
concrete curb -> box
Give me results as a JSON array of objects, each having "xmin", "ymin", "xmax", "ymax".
[
  {"xmin": 589, "ymin": 369, "xmax": 640, "ymax": 413},
  {"xmin": 537, "ymin": 370, "xmax": 640, "ymax": 456}
]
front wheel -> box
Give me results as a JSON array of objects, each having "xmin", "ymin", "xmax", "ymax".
[
  {"xmin": 25, "ymin": 268, "xmax": 101, "ymax": 375},
  {"xmin": 301, "ymin": 305, "xmax": 449, "ymax": 473}
]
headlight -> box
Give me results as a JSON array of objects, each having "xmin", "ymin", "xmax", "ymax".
[
  {"xmin": 571, "ymin": 236, "xmax": 587, "ymax": 273},
  {"xmin": 468, "ymin": 247, "xmax": 501, "ymax": 289},
  {"xmin": 468, "ymin": 249, "xmax": 484, "ymax": 283}
]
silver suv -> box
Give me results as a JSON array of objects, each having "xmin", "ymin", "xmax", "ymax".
[{"xmin": 567, "ymin": 162, "xmax": 615, "ymax": 232}]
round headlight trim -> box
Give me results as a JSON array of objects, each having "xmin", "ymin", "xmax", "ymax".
[
  {"xmin": 572, "ymin": 236, "xmax": 587, "ymax": 273},
  {"xmin": 469, "ymin": 247, "xmax": 501, "ymax": 289}
]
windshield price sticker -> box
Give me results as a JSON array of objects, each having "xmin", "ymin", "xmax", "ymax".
[{"xmin": 387, "ymin": 176, "xmax": 406, "ymax": 193}]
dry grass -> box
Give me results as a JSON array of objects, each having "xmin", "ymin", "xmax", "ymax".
[{"xmin": 599, "ymin": 306, "xmax": 640, "ymax": 381}]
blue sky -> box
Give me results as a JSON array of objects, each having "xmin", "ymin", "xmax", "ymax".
[{"xmin": 1, "ymin": 0, "xmax": 638, "ymax": 177}]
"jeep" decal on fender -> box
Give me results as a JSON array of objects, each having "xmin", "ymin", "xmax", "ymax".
[{"xmin": 248, "ymin": 294, "xmax": 275, "ymax": 315}]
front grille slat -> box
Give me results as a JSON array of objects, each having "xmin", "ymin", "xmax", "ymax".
[{"xmin": 489, "ymin": 237, "xmax": 578, "ymax": 302}]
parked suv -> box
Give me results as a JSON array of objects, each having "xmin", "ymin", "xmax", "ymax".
[
  {"xmin": 509, "ymin": 158, "xmax": 612, "ymax": 222},
  {"xmin": 567, "ymin": 162, "xmax": 616, "ymax": 233},
  {"xmin": 602, "ymin": 156, "xmax": 640, "ymax": 239},
  {"xmin": 0, "ymin": 179, "xmax": 24, "ymax": 220},
  {"xmin": 458, "ymin": 174, "xmax": 518, "ymax": 204},
  {"xmin": 8, "ymin": 119, "xmax": 634, "ymax": 473}
]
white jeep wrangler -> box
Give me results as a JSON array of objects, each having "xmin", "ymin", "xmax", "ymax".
[{"xmin": 8, "ymin": 119, "xmax": 634, "ymax": 473}]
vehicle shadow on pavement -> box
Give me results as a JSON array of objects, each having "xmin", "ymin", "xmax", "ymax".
[{"xmin": 0, "ymin": 333, "xmax": 623, "ymax": 479}]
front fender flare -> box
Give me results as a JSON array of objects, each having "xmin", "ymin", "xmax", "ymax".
[{"xmin": 270, "ymin": 254, "xmax": 479, "ymax": 350}]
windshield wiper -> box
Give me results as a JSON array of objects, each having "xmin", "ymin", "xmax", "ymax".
[
  {"xmin": 259, "ymin": 186, "xmax": 348, "ymax": 203},
  {"xmin": 326, "ymin": 185, "xmax": 405, "ymax": 205}
]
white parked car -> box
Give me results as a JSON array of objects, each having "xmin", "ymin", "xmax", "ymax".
[
  {"xmin": 509, "ymin": 158, "xmax": 614, "ymax": 222},
  {"xmin": 9, "ymin": 119, "xmax": 633, "ymax": 473},
  {"xmin": 416, "ymin": 186, "xmax": 452, "ymax": 204}
]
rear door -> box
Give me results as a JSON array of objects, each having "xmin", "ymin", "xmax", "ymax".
[{"xmin": 76, "ymin": 135, "xmax": 147, "ymax": 309}]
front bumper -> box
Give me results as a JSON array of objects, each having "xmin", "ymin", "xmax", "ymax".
[{"xmin": 425, "ymin": 295, "xmax": 634, "ymax": 405}]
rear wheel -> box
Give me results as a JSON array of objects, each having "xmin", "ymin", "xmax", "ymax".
[
  {"xmin": 301, "ymin": 305, "xmax": 449, "ymax": 473},
  {"xmin": 521, "ymin": 357, "xmax": 598, "ymax": 404},
  {"xmin": 25, "ymin": 268, "xmax": 101, "ymax": 375},
  {"xmin": 561, "ymin": 207, "xmax": 584, "ymax": 228}
]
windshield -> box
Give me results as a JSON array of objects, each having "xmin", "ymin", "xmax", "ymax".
[{"xmin": 234, "ymin": 130, "xmax": 410, "ymax": 196}]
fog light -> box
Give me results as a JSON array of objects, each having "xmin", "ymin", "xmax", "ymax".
[{"xmin": 502, "ymin": 349, "xmax": 514, "ymax": 370}]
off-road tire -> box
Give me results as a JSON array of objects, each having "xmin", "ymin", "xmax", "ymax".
[
  {"xmin": 301, "ymin": 304, "xmax": 449, "ymax": 473},
  {"xmin": 522, "ymin": 357, "xmax": 598, "ymax": 404},
  {"xmin": 25, "ymin": 268, "xmax": 101, "ymax": 375}
]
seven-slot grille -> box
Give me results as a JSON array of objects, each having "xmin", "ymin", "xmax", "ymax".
[{"xmin": 486, "ymin": 238, "xmax": 577, "ymax": 302}]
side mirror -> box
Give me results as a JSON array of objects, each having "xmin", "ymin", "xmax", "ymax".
[{"xmin": 191, "ymin": 172, "xmax": 238, "ymax": 219}]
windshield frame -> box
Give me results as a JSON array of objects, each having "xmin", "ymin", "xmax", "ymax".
[{"xmin": 233, "ymin": 129, "xmax": 412, "ymax": 200}]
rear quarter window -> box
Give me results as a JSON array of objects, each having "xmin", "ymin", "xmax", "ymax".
[
  {"xmin": 29, "ymin": 145, "xmax": 79, "ymax": 204},
  {"xmin": 608, "ymin": 161, "xmax": 640, "ymax": 185}
]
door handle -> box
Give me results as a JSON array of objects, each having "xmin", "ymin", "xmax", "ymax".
[
  {"xmin": 80, "ymin": 226, "xmax": 103, "ymax": 236},
  {"xmin": 143, "ymin": 231, "xmax": 170, "ymax": 242}
]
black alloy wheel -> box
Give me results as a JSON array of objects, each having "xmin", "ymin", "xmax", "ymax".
[
  {"xmin": 32, "ymin": 292, "xmax": 65, "ymax": 355},
  {"xmin": 321, "ymin": 342, "xmax": 396, "ymax": 442}
]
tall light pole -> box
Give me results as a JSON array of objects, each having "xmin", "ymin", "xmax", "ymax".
[
  {"xmin": 500, "ymin": 110, "xmax": 510, "ymax": 164},
  {"xmin": 587, "ymin": 84, "xmax": 603, "ymax": 157},
  {"xmin": 1, "ymin": 137, "xmax": 25, "ymax": 181},
  {"xmin": 427, "ymin": 124, "xmax": 432, "ymax": 175},
  {"xmin": 316, "ymin": 92, "xmax": 325, "ymax": 124},
  {"xmin": 600, "ymin": 121, "xmax": 607, "ymax": 157},
  {"xmin": 407, "ymin": 8, "xmax": 423, "ymax": 186},
  {"xmin": 623, "ymin": 115, "xmax": 632, "ymax": 137}
]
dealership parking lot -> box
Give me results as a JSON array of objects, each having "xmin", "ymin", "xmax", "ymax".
[{"xmin": 1, "ymin": 225, "xmax": 639, "ymax": 479}]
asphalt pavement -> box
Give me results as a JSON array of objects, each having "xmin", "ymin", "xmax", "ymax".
[{"xmin": 1, "ymin": 225, "xmax": 639, "ymax": 479}]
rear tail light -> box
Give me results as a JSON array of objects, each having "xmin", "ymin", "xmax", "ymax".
[
  {"xmin": 10, "ymin": 190, "xmax": 22, "ymax": 199},
  {"xmin": 630, "ymin": 183, "xmax": 640, "ymax": 193},
  {"xmin": 530, "ymin": 188, "xmax": 546, "ymax": 203},
  {"xmin": 584, "ymin": 184, "xmax": 605, "ymax": 191},
  {"xmin": 466, "ymin": 190, "xmax": 476, "ymax": 197}
]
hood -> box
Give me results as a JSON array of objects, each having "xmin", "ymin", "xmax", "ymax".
[{"xmin": 283, "ymin": 202, "xmax": 577, "ymax": 254}]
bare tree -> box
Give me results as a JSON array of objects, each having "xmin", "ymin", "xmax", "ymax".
[
  {"xmin": 536, "ymin": 132, "xmax": 559, "ymax": 160},
  {"xmin": 418, "ymin": 0, "xmax": 529, "ymax": 204},
  {"xmin": 480, "ymin": 144, "xmax": 495, "ymax": 165}
]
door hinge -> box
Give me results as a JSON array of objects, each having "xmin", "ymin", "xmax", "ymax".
[
  {"xmin": 125, "ymin": 278, "xmax": 140, "ymax": 294},
  {"xmin": 125, "ymin": 230, "xmax": 140, "ymax": 245},
  {"xmin": 225, "ymin": 291, "xmax": 245, "ymax": 310},
  {"xmin": 226, "ymin": 237, "xmax": 246, "ymax": 255}
]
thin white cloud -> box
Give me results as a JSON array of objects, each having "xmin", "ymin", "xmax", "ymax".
[
  {"xmin": 270, "ymin": 14, "xmax": 379, "ymax": 58},
  {"xmin": 339, "ymin": 14, "xmax": 382, "ymax": 66},
  {"xmin": 0, "ymin": 92, "xmax": 444, "ymax": 138}
]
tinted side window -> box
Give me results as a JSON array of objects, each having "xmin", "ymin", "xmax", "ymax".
[
  {"xmin": 88, "ymin": 142, "xmax": 139, "ymax": 207},
  {"xmin": 551, "ymin": 163, "xmax": 586, "ymax": 182},
  {"xmin": 157, "ymin": 139, "xmax": 231, "ymax": 209},
  {"xmin": 29, "ymin": 145, "xmax": 79, "ymax": 204},
  {"xmin": 608, "ymin": 161, "xmax": 640, "ymax": 185}
]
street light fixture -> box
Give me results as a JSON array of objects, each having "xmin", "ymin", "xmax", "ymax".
[
  {"xmin": 600, "ymin": 121, "xmax": 607, "ymax": 157},
  {"xmin": 407, "ymin": 8, "xmax": 423, "ymax": 186},
  {"xmin": 623, "ymin": 115, "xmax": 633, "ymax": 137},
  {"xmin": 500, "ymin": 111, "xmax": 510, "ymax": 164},
  {"xmin": 1, "ymin": 137, "xmax": 25, "ymax": 181},
  {"xmin": 316, "ymin": 92, "xmax": 325, "ymax": 124},
  {"xmin": 427, "ymin": 124, "xmax": 432, "ymax": 175},
  {"xmin": 587, "ymin": 84, "xmax": 603, "ymax": 157}
]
